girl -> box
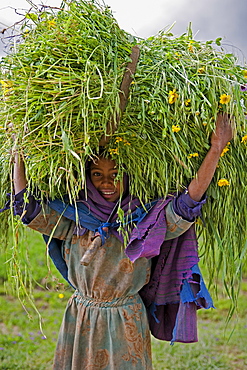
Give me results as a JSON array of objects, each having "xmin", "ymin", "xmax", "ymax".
[{"xmin": 13, "ymin": 113, "xmax": 233, "ymax": 369}]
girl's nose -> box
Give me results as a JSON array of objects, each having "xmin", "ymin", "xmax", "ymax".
[{"xmin": 101, "ymin": 176, "xmax": 113, "ymax": 185}]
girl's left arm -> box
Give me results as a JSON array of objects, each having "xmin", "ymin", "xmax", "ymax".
[
  {"xmin": 187, "ymin": 112, "xmax": 234, "ymax": 202},
  {"xmin": 164, "ymin": 112, "xmax": 234, "ymax": 240}
]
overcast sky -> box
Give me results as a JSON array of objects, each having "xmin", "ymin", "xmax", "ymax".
[{"xmin": 0, "ymin": 0, "xmax": 246, "ymax": 63}]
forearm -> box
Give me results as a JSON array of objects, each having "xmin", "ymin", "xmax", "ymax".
[
  {"xmin": 13, "ymin": 153, "xmax": 27, "ymax": 194},
  {"xmin": 188, "ymin": 112, "xmax": 234, "ymax": 202},
  {"xmin": 188, "ymin": 146, "xmax": 221, "ymax": 202}
]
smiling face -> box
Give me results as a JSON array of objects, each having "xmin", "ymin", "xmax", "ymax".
[{"xmin": 90, "ymin": 157, "xmax": 123, "ymax": 202}]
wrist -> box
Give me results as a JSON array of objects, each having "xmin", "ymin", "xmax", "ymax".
[{"xmin": 209, "ymin": 144, "xmax": 223, "ymax": 156}]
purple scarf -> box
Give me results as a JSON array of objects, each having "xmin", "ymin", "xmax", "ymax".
[
  {"xmin": 76, "ymin": 175, "xmax": 179, "ymax": 265},
  {"xmin": 77, "ymin": 174, "xmax": 141, "ymax": 223}
]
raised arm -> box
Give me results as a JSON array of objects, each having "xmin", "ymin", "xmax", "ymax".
[
  {"xmin": 13, "ymin": 153, "xmax": 27, "ymax": 194},
  {"xmin": 188, "ymin": 112, "xmax": 234, "ymax": 202}
]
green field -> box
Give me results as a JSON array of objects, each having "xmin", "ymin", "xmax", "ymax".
[{"xmin": 1, "ymin": 229, "xmax": 247, "ymax": 370}]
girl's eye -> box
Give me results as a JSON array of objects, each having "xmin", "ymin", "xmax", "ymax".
[
  {"xmin": 92, "ymin": 172, "xmax": 101, "ymax": 177},
  {"xmin": 112, "ymin": 172, "xmax": 118, "ymax": 178}
]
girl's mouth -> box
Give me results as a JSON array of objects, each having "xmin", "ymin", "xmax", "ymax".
[{"xmin": 100, "ymin": 190, "xmax": 116, "ymax": 199}]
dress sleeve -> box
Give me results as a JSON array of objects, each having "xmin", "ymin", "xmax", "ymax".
[
  {"xmin": 172, "ymin": 190, "xmax": 206, "ymax": 221},
  {"xmin": 14, "ymin": 188, "xmax": 74, "ymax": 240},
  {"xmin": 27, "ymin": 204, "xmax": 74, "ymax": 241},
  {"xmin": 165, "ymin": 191, "xmax": 206, "ymax": 240},
  {"xmin": 14, "ymin": 188, "xmax": 42, "ymax": 225}
]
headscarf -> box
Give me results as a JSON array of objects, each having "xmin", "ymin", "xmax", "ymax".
[{"xmin": 77, "ymin": 172, "xmax": 141, "ymax": 223}]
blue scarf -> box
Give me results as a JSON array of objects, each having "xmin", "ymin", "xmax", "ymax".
[{"xmin": 44, "ymin": 198, "xmax": 157, "ymax": 287}]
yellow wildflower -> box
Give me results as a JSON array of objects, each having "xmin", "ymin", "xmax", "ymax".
[
  {"xmin": 241, "ymin": 135, "xmax": 247, "ymax": 143},
  {"xmin": 195, "ymin": 218, "xmax": 203, "ymax": 226},
  {"xmin": 219, "ymin": 94, "xmax": 231, "ymax": 104},
  {"xmin": 172, "ymin": 125, "xmax": 181, "ymax": 133},
  {"xmin": 220, "ymin": 147, "xmax": 229, "ymax": 157},
  {"xmin": 197, "ymin": 67, "xmax": 205, "ymax": 74},
  {"xmin": 115, "ymin": 137, "xmax": 130, "ymax": 145},
  {"xmin": 195, "ymin": 111, "xmax": 200, "ymax": 116},
  {"xmin": 188, "ymin": 42, "xmax": 194, "ymax": 52},
  {"xmin": 243, "ymin": 70, "xmax": 247, "ymax": 78},
  {"xmin": 23, "ymin": 30, "xmax": 29, "ymax": 38},
  {"xmin": 185, "ymin": 99, "xmax": 191, "ymax": 106},
  {"xmin": 220, "ymin": 142, "xmax": 230, "ymax": 157},
  {"xmin": 58, "ymin": 293, "xmax": 64, "ymax": 299},
  {"xmin": 0, "ymin": 80, "xmax": 8, "ymax": 88},
  {"xmin": 48, "ymin": 19, "xmax": 56, "ymax": 28},
  {"xmin": 115, "ymin": 137, "xmax": 123, "ymax": 143},
  {"xmin": 202, "ymin": 122, "xmax": 207, "ymax": 126},
  {"xmin": 109, "ymin": 148, "xmax": 119, "ymax": 155},
  {"xmin": 218, "ymin": 178, "xmax": 230, "ymax": 187},
  {"xmin": 168, "ymin": 89, "xmax": 179, "ymax": 104},
  {"xmin": 0, "ymin": 80, "xmax": 13, "ymax": 95},
  {"xmin": 188, "ymin": 153, "xmax": 199, "ymax": 159}
]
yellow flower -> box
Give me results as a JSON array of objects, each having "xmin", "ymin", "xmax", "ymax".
[
  {"xmin": 188, "ymin": 153, "xmax": 199, "ymax": 159},
  {"xmin": 23, "ymin": 30, "xmax": 29, "ymax": 38},
  {"xmin": 243, "ymin": 70, "xmax": 247, "ymax": 78},
  {"xmin": 220, "ymin": 147, "xmax": 229, "ymax": 157},
  {"xmin": 48, "ymin": 19, "xmax": 56, "ymax": 28},
  {"xmin": 109, "ymin": 148, "xmax": 119, "ymax": 155},
  {"xmin": 219, "ymin": 94, "xmax": 231, "ymax": 104},
  {"xmin": 0, "ymin": 80, "xmax": 8, "ymax": 88},
  {"xmin": 172, "ymin": 125, "xmax": 181, "ymax": 133},
  {"xmin": 195, "ymin": 111, "xmax": 200, "ymax": 116},
  {"xmin": 195, "ymin": 218, "xmax": 203, "ymax": 226},
  {"xmin": 202, "ymin": 122, "xmax": 207, "ymax": 126},
  {"xmin": 115, "ymin": 137, "xmax": 123, "ymax": 143},
  {"xmin": 115, "ymin": 137, "xmax": 130, "ymax": 145},
  {"xmin": 185, "ymin": 99, "xmax": 191, "ymax": 106},
  {"xmin": 241, "ymin": 135, "xmax": 247, "ymax": 143},
  {"xmin": 0, "ymin": 80, "xmax": 13, "ymax": 95},
  {"xmin": 217, "ymin": 178, "xmax": 230, "ymax": 187},
  {"xmin": 168, "ymin": 89, "xmax": 179, "ymax": 104},
  {"xmin": 188, "ymin": 42, "xmax": 194, "ymax": 52},
  {"xmin": 197, "ymin": 67, "xmax": 205, "ymax": 74},
  {"xmin": 220, "ymin": 142, "xmax": 230, "ymax": 157},
  {"xmin": 58, "ymin": 293, "xmax": 64, "ymax": 299}
]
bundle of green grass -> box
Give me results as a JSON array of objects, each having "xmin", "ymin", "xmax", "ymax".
[{"xmin": 1, "ymin": 0, "xmax": 247, "ymax": 302}]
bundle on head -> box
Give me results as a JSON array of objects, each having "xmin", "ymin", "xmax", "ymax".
[{"xmin": 0, "ymin": 0, "xmax": 247, "ymax": 300}]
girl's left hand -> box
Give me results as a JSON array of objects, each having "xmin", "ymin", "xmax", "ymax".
[{"xmin": 211, "ymin": 112, "xmax": 234, "ymax": 153}]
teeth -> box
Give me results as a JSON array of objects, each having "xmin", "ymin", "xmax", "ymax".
[{"xmin": 102, "ymin": 191, "xmax": 114, "ymax": 195}]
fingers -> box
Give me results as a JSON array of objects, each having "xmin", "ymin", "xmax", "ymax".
[{"xmin": 217, "ymin": 112, "xmax": 235, "ymax": 126}]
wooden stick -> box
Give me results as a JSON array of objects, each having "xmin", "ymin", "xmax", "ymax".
[
  {"xmin": 81, "ymin": 48, "xmax": 140, "ymax": 266},
  {"xmin": 98, "ymin": 45, "xmax": 140, "ymax": 146},
  {"xmin": 80, "ymin": 234, "xmax": 103, "ymax": 266}
]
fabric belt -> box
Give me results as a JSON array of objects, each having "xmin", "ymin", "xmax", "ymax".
[{"xmin": 72, "ymin": 290, "xmax": 139, "ymax": 308}]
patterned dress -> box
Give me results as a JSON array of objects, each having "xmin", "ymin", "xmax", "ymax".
[{"xmin": 28, "ymin": 205, "xmax": 153, "ymax": 369}]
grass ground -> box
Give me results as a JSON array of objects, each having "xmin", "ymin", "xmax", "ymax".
[{"xmin": 0, "ymin": 229, "xmax": 247, "ymax": 369}]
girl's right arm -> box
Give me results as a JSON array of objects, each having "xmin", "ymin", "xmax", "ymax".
[
  {"xmin": 13, "ymin": 152, "xmax": 27, "ymax": 194},
  {"xmin": 12, "ymin": 152, "xmax": 42, "ymax": 225},
  {"xmin": 12, "ymin": 152, "xmax": 73, "ymax": 239}
]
